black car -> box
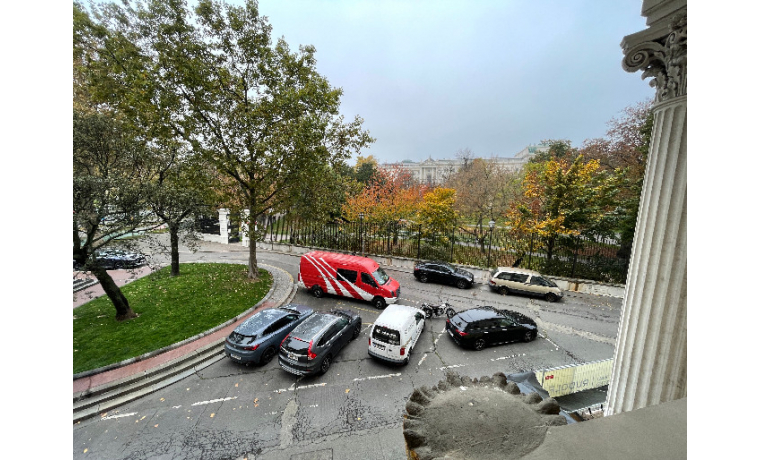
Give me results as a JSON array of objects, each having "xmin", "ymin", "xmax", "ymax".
[
  {"xmin": 77, "ymin": 249, "xmax": 147, "ymax": 270},
  {"xmin": 413, "ymin": 261, "xmax": 474, "ymax": 289},
  {"xmin": 445, "ymin": 306, "xmax": 537, "ymax": 351},
  {"xmin": 278, "ymin": 309, "xmax": 362, "ymax": 376},
  {"xmin": 224, "ymin": 304, "xmax": 314, "ymax": 365}
]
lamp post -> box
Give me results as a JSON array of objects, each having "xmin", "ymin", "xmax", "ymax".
[
  {"xmin": 359, "ymin": 212, "xmax": 365, "ymax": 256},
  {"xmin": 487, "ymin": 220, "xmax": 495, "ymax": 267}
]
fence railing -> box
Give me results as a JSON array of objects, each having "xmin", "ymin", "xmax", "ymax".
[{"xmin": 249, "ymin": 215, "xmax": 630, "ymax": 284}]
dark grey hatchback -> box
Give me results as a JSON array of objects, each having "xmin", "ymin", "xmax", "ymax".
[
  {"xmin": 225, "ymin": 304, "xmax": 314, "ymax": 365},
  {"xmin": 278, "ymin": 309, "xmax": 362, "ymax": 376}
]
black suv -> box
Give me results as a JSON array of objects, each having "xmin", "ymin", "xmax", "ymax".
[
  {"xmin": 446, "ymin": 306, "xmax": 537, "ymax": 351},
  {"xmin": 278, "ymin": 309, "xmax": 362, "ymax": 376},
  {"xmin": 413, "ymin": 261, "xmax": 474, "ymax": 289}
]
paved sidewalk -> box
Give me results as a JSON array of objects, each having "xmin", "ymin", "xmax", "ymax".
[{"xmin": 72, "ymin": 263, "xmax": 295, "ymax": 396}]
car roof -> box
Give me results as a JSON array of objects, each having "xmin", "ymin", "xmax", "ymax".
[
  {"xmin": 495, "ymin": 267, "xmax": 541, "ymax": 276},
  {"xmin": 375, "ymin": 304, "xmax": 423, "ymax": 328},
  {"xmin": 234, "ymin": 308, "xmax": 290, "ymax": 336},
  {"xmin": 456, "ymin": 307, "xmax": 502, "ymax": 323},
  {"xmin": 304, "ymin": 251, "xmax": 379, "ymax": 272},
  {"xmin": 290, "ymin": 312, "xmax": 338, "ymax": 339}
]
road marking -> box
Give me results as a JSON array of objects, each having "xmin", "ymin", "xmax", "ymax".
[
  {"xmin": 274, "ymin": 382, "xmax": 327, "ymax": 393},
  {"xmin": 101, "ymin": 412, "xmax": 137, "ymax": 420},
  {"xmin": 490, "ymin": 353, "xmax": 526, "ymax": 362},
  {"xmin": 191, "ymin": 397, "xmax": 237, "ymax": 406},
  {"xmin": 440, "ymin": 364, "xmax": 465, "ymax": 370},
  {"xmin": 418, "ymin": 353, "xmax": 428, "ymax": 366},
  {"xmin": 540, "ymin": 333, "xmax": 562, "ymax": 350},
  {"xmin": 353, "ymin": 373, "xmax": 401, "ymax": 382}
]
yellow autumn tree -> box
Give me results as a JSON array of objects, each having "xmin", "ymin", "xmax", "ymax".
[
  {"xmin": 506, "ymin": 148, "xmax": 622, "ymax": 262},
  {"xmin": 417, "ymin": 188, "xmax": 458, "ymax": 236}
]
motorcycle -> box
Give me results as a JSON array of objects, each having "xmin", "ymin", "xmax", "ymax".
[{"xmin": 420, "ymin": 302, "xmax": 456, "ymax": 319}]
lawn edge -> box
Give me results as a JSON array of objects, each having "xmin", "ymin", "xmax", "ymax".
[{"xmin": 73, "ymin": 267, "xmax": 275, "ymax": 380}]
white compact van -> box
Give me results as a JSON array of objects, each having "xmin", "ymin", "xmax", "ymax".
[{"xmin": 368, "ymin": 304, "xmax": 426, "ymax": 365}]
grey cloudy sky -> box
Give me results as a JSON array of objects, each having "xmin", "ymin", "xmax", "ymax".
[{"xmin": 270, "ymin": 1, "xmax": 657, "ymax": 165}]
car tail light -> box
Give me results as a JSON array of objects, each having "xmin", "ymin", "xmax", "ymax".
[
  {"xmin": 456, "ymin": 329, "xmax": 468, "ymax": 337},
  {"xmin": 243, "ymin": 344, "xmax": 259, "ymax": 351},
  {"xmin": 400, "ymin": 347, "xmax": 406, "ymax": 356},
  {"xmin": 280, "ymin": 333, "xmax": 291, "ymax": 348},
  {"xmin": 307, "ymin": 340, "xmax": 317, "ymax": 360},
  {"xmin": 368, "ymin": 338, "xmax": 371, "ymax": 346}
]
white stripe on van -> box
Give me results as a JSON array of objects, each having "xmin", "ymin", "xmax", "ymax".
[{"xmin": 305, "ymin": 254, "xmax": 374, "ymax": 302}]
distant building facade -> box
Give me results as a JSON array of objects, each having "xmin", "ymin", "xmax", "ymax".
[{"xmin": 378, "ymin": 144, "xmax": 548, "ymax": 185}]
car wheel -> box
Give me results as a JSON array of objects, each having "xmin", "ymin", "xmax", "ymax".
[
  {"xmin": 524, "ymin": 331, "xmax": 536, "ymax": 342},
  {"xmin": 499, "ymin": 286, "xmax": 509, "ymax": 295},
  {"xmin": 545, "ymin": 293, "xmax": 558, "ymax": 302},
  {"xmin": 445, "ymin": 307, "xmax": 456, "ymax": 319},
  {"xmin": 419, "ymin": 274, "xmax": 428, "ymax": 283},
  {"xmin": 373, "ymin": 297, "xmax": 386, "ymax": 309},
  {"xmin": 474, "ymin": 338, "xmax": 486, "ymax": 351},
  {"xmin": 260, "ymin": 346, "xmax": 276, "ymax": 365},
  {"xmin": 320, "ymin": 355, "xmax": 332, "ymax": 375},
  {"xmin": 114, "ymin": 261, "xmax": 124, "ymax": 269},
  {"xmin": 351, "ymin": 324, "xmax": 361, "ymax": 340},
  {"xmin": 312, "ymin": 286, "xmax": 324, "ymax": 298},
  {"xmin": 402, "ymin": 357, "xmax": 409, "ymax": 366},
  {"xmin": 456, "ymin": 279, "xmax": 468, "ymax": 289}
]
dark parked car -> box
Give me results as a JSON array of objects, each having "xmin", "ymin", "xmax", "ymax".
[
  {"xmin": 413, "ymin": 261, "xmax": 474, "ymax": 289},
  {"xmin": 91, "ymin": 249, "xmax": 147, "ymax": 269},
  {"xmin": 278, "ymin": 309, "xmax": 362, "ymax": 376},
  {"xmin": 225, "ymin": 304, "xmax": 314, "ymax": 365},
  {"xmin": 446, "ymin": 306, "xmax": 537, "ymax": 351}
]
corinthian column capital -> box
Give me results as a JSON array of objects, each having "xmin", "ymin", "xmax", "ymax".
[{"xmin": 622, "ymin": 12, "xmax": 686, "ymax": 103}]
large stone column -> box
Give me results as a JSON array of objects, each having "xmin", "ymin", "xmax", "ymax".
[{"xmin": 606, "ymin": 2, "xmax": 686, "ymax": 415}]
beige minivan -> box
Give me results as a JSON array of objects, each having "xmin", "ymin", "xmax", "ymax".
[{"xmin": 488, "ymin": 267, "xmax": 563, "ymax": 302}]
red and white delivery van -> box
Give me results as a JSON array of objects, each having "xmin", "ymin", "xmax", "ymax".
[{"xmin": 297, "ymin": 251, "xmax": 401, "ymax": 309}]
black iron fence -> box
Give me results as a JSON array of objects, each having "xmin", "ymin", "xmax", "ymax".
[{"xmin": 249, "ymin": 215, "xmax": 630, "ymax": 284}]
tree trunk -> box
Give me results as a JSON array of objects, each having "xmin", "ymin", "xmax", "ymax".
[
  {"xmin": 248, "ymin": 235, "xmax": 259, "ymax": 279},
  {"xmin": 546, "ymin": 236, "xmax": 555, "ymax": 262},
  {"xmin": 169, "ymin": 223, "xmax": 180, "ymax": 277},
  {"xmin": 91, "ymin": 266, "xmax": 138, "ymax": 321}
]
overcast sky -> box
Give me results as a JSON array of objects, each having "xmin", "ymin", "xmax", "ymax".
[{"xmin": 254, "ymin": 0, "xmax": 655, "ymax": 165}]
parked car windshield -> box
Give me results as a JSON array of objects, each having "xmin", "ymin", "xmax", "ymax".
[{"xmin": 372, "ymin": 268, "xmax": 390, "ymax": 285}]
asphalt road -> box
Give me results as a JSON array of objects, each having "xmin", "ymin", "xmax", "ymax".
[{"xmin": 73, "ymin": 238, "xmax": 622, "ymax": 459}]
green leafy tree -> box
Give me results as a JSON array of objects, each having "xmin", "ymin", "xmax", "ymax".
[
  {"xmin": 354, "ymin": 155, "xmax": 379, "ymax": 185},
  {"xmin": 144, "ymin": 145, "xmax": 215, "ymax": 277},
  {"xmin": 580, "ymin": 100, "xmax": 654, "ymax": 258},
  {"xmin": 75, "ymin": 0, "xmax": 373, "ymax": 279},
  {"xmin": 73, "ymin": 110, "xmax": 151, "ymax": 320}
]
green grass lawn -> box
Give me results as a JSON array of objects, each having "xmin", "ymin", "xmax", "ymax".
[{"xmin": 73, "ymin": 263, "xmax": 272, "ymax": 374}]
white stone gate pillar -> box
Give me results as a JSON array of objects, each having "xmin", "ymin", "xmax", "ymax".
[
  {"xmin": 606, "ymin": 2, "xmax": 686, "ymax": 415},
  {"xmin": 218, "ymin": 208, "xmax": 230, "ymax": 245},
  {"xmin": 241, "ymin": 209, "xmax": 250, "ymax": 247}
]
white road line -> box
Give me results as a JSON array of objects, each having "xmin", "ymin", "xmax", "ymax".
[
  {"xmin": 101, "ymin": 412, "xmax": 137, "ymax": 420},
  {"xmin": 353, "ymin": 373, "xmax": 401, "ymax": 382},
  {"xmin": 191, "ymin": 396, "xmax": 237, "ymax": 406},
  {"xmin": 490, "ymin": 353, "xmax": 526, "ymax": 362},
  {"xmin": 274, "ymin": 382, "xmax": 327, "ymax": 393},
  {"xmin": 418, "ymin": 353, "xmax": 428, "ymax": 366},
  {"xmin": 440, "ymin": 364, "xmax": 465, "ymax": 370},
  {"xmin": 540, "ymin": 333, "xmax": 562, "ymax": 350}
]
